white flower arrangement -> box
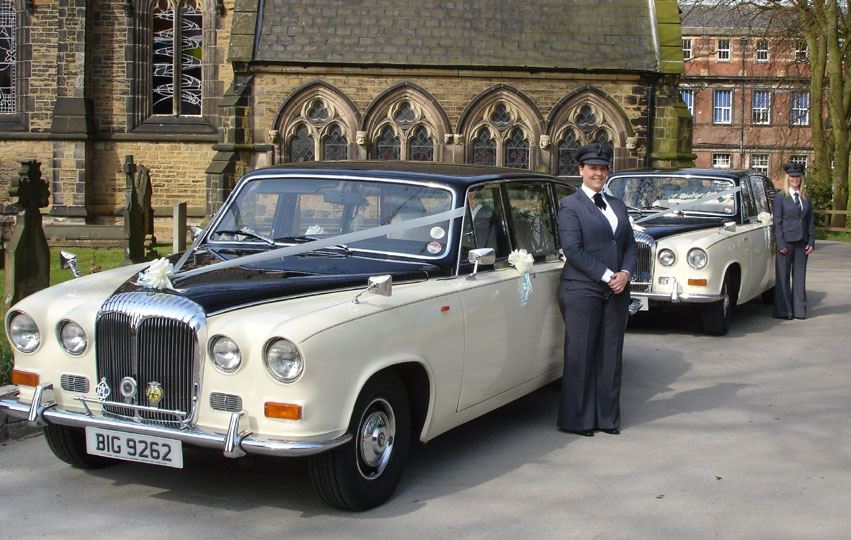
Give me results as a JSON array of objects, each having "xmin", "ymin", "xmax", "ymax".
[
  {"xmin": 508, "ymin": 249, "xmax": 535, "ymax": 305},
  {"xmin": 508, "ymin": 249, "xmax": 534, "ymax": 275},
  {"xmin": 136, "ymin": 257, "xmax": 179, "ymax": 291}
]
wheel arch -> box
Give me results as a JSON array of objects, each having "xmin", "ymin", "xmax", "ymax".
[{"xmin": 358, "ymin": 361, "xmax": 433, "ymax": 444}]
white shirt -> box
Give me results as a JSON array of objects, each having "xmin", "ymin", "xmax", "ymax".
[{"xmin": 580, "ymin": 184, "xmax": 626, "ymax": 283}]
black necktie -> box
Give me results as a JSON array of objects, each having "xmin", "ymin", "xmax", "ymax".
[
  {"xmin": 793, "ymin": 192, "xmax": 802, "ymax": 211},
  {"xmin": 593, "ymin": 193, "xmax": 607, "ymax": 211}
]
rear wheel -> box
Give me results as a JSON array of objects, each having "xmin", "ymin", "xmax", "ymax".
[
  {"xmin": 44, "ymin": 423, "xmax": 117, "ymax": 469},
  {"xmin": 309, "ymin": 371, "xmax": 411, "ymax": 511},
  {"xmin": 701, "ymin": 276, "xmax": 736, "ymax": 335}
]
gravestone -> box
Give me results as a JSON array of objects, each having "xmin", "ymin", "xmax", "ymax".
[
  {"xmin": 3, "ymin": 160, "xmax": 50, "ymax": 315},
  {"xmin": 123, "ymin": 155, "xmax": 145, "ymax": 262},
  {"xmin": 136, "ymin": 165, "xmax": 159, "ymax": 259}
]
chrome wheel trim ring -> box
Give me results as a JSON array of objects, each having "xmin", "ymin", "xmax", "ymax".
[{"xmin": 355, "ymin": 397, "xmax": 396, "ymax": 480}]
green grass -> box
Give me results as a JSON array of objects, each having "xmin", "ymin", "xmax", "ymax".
[{"xmin": 0, "ymin": 246, "xmax": 132, "ymax": 385}]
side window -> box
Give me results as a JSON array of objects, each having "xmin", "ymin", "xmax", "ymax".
[
  {"xmin": 554, "ymin": 183, "xmax": 576, "ymax": 204},
  {"xmin": 748, "ymin": 175, "xmax": 769, "ymax": 215},
  {"xmin": 461, "ymin": 184, "xmax": 510, "ymax": 261},
  {"xmin": 505, "ymin": 182, "xmax": 558, "ymax": 256},
  {"xmin": 739, "ymin": 178, "xmax": 758, "ymax": 221}
]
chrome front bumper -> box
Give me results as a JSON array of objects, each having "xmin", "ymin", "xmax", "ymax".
[
  {"xmin": 0, "ymin": 384, "xmax": 351, "ymax": 458},
  {"xmin": 631, "ymin": 278, "xmax": 723, "ymax": 304}
]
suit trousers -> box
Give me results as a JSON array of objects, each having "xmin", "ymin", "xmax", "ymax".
[
  {"xmin": 774, "ymin": 241, "xmax": 808, "ymax": 319},
  {"xmin": 557, "ymin": 281, "xmax": 629, "ymax": 431}
]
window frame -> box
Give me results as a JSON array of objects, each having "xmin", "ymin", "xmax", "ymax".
[
  {"xmin": 680, "ymin": 88, "xmax": 695, "ymax": 116},
  {"xmin": 717, "ymin": 39, "xmax": 731, "ymax": 61},
  {"xmin": 751, "ymin": 90, "xmax": 771, "ymax": 125},
  {"xmin": 790, "ymin": 91, "xmax": 810, "ymax": 126},
  {"xmin": 713, "ymin": 89, "xmax": 733, "ymax": 124},
  {"xmin": 712, "ymin": 153, "xmax": 732, "ymax": 169},
  {"xmin": 750, "ymin": 153, "xmax": 769, "ymax": 174},
  {"xmin": 795, "ymin": 40, "xmax": 808, "ymax": 62},
  {"xmin": 682, "ymin": 38, "xmax": 693, "ymax": 60},
  {"xmin": 0, "ymin": 0, "xmax": 26, "ymax": 131},
  {"xmin": 755, "ymin": 39, "xmax": 769, "ymax": 62}
]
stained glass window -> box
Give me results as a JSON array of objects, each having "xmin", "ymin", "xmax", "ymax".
[
  {"xmin": 557, "ymin": 129, "xmax": 581, "ymax": 176},
  {"xmin": 490, "ymin": 103, "xmax": 512, "ymax": 127},
  {"xmin": 375, "ymin": 125, "xmax": 400, "ymax": 160},
  {"xmin": 505, "ymin": 128, "xmax": 529, "ymax": 169},
  {"xmin": 576, "ymin": 105, "xmax": 597, "ymax": 134},
  {"xmin": 471, "ymin": 128, "xmax": 496, "ymax": 166},
  {"xmin": 323, "ymin": 124, "xmax": 348, "ymax": 160},
  {"xmin": 289, "ymin": 124, "xmax": 314, "ymax": 162},
  {"xmin": 408, "ymin": 126, "xmax": 433, "ymax": 161},
  {"xmin": 307, "ymin": 100, "xmax": 330, "ymax": 123},
  {"xmin": 393, "ymin": 101, "xmax": 416, "ymax": 128},
  {"xmin": 1, "ymin": 0, "xmax": 16, "ymax": 114},
  {"xmin": 152, "ymin": 0, "xmax": 202, "ymax": 116}
]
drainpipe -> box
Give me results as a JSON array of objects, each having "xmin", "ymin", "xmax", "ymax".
[
  {"xmin": 645, "ymin": 81, "xmax": 656, "ymax": 168},
  {"xmin": 740, "ymin": 37, "xmax": 748, "ymax": 168}
]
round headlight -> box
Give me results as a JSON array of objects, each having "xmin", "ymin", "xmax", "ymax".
[
  {"xmin": 8, "ymin": 312, "xmax": 40, "ymax": 353},
  {"xmin": 265, "ymin": 338, "xmax": 303, "ymax": 383},
  {"xmin": 58, "ymin": 320, "xmax": 87, "ymax": 355},
  {"xmin": 658, "ymin": 249, "xmax": 676, "ymax": 267},
  {"xmin": 209, "ymin": 335, "xmax": 242, "ymax": 372},
  {"xmin": 687, "ymin": 248, "xmax": 708, "ymax": 270}
]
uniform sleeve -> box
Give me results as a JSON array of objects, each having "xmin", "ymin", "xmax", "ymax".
[
  {"xmin": 773, "ymin": 193, "xmax": 786, "ymax": 250},
  {"xmin": 806, "ymin": 199, "xmax": 816, "ymax": 248},
  {"xmin": 557, "ymin": 197, "xmax": 609, "ymax": 282}
]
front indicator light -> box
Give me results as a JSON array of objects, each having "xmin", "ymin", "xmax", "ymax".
[
  {"xmin": 11, "ymin": 369, "xmax": 39, "ymax": 387},
  {"xmin": 688, "ymin": 279, "xmax": 708, "ymax": 286},
  {"xmin": 264, "ymin": 402, "xmax": 303, "ymax": 420}
]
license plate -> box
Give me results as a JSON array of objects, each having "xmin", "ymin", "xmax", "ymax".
[{"xmin": 85, "ymin": 427, "xmax": 183, "ymax": 468}]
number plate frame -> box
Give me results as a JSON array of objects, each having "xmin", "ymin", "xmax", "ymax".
[{"xmin": 85, "ymin": 427, "xmax": 184, "ymax": 468}]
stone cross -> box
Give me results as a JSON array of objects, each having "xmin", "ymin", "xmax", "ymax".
[
  {"xmin": 123, "ymin": 155, "xmax": 145, "ymax": 262},
  {"xmin": 3, "ymin": 160, "xmax": 51, "ymax": 315}
]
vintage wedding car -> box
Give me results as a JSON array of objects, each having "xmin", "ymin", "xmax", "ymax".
[
  {"xmin": 605, "ymin": 168, "xmax": 776, "ymax": 335},
  {"xmin": 3, "ymin": 162, "xmax": 576, "ymax": 510}
]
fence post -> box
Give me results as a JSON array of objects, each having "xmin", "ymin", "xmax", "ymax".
[{"xmin": 173, "ymin": 202, "xmax": 187, "ymax": 253}]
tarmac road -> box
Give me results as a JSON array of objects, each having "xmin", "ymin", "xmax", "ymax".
[{"xmin": 2, "ymin": 241, "xmax": 850, "ymax": 539}]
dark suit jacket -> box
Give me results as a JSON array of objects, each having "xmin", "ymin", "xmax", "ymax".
[
  {"xmin": 773, "ymin": 192, "xmax": 815, "ymax": 250},
  {"xmin": 557, "ymin": 191, "xmax": 637, "ymax": 288}
]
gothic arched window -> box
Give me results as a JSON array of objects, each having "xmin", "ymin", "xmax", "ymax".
[
  {"xmin": 375, "ymin": 125, "xmax": 401, "ymax": 160},
  {"xmin": 0, "ymin": 0, "xmax": 15, "ymax": 114},
  {"xmin": 408, "ymin": 125, "xmax": 434, "ymax": 161},
  {"xmin": 505, "ymin": 128, "xmax": 529, "ymax": 169},
  {"xmin": 152, "ymin": 0, "xmax": 203, "ymax": 116},
  {"xmin": 557, "ymin": 129, "xmax": 581, "ymax": 176},
  {"xmin": 322, "ymin": 124, "xmax": 348, "ymax": 160},
  {"xmin": 472, "ymin": 128, "xmax": 496, "ymax": 166},
  {"xmin": 289, "ymin": 124, "xmax": 314, "ymax": 162}
]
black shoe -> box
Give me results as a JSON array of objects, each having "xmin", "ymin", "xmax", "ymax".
[
  {"xmin": 600, "ymin": 428, "xmax": 620, "ymax": 435},
  {"xmin": 560, "ymin": 428, "xmax": 594, "ymax": 437}
]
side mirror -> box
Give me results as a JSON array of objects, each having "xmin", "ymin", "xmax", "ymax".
[
  {"xmin": 722, "ymin": 221, "xmax": 737, "ymax": 233},
  {"xmin": 59, "ymin": 250, "xmax": 81, "ymax": 278},
  {"xmin": 353, "ymin": 274, "xmax": 393, "ymax": 304},
  {"xmin": 467, "ymin": 247, "xmax": 496, "ymax": 279},
  {"xmin": 191, "ymin": 226, "xmax": 203, "ymax": 239}
]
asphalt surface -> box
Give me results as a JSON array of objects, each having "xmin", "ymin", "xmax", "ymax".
[{"xmin": 2, "ymin": 241, "xmax": 850, "ymax": 539}]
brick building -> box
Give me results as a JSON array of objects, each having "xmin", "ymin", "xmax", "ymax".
[
  {"xmin": 0, "ymin": 0, "xmax": 692, "ymax": 236},
  {"xmin": 680, "ymin": 4, "xmax": 813, "ymax": 180}
]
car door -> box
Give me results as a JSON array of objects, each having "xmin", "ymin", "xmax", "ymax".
[
  {"xmin": 739, "ymin": 176, "xmax": 771, "ymax": 300},
  {"xmin": 748, "ymin": 174, "xmax": 774, "ymax": 292},
  {"xmin": 456, "ymin": 181, "xmax": 552, "ymax": 411}
]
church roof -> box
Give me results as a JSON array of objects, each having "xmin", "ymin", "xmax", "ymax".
[{"xmin": 252, "ymin": 0, "xmax": 661, "ymax": 72}]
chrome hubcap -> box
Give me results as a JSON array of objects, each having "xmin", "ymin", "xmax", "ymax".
[{"xmin": 356, "ymin": 398, "xmax": 395, "ymax": 479}]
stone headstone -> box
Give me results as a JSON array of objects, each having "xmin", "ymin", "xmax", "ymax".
[{"xmin": 123, "ymin": 155, "xmax": 145, "ymax": 263}]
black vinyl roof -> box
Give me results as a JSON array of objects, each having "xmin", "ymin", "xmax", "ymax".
[
  {"xmin": 609, "ymin": 168, "xmax": 753, "ymax": 181},
  {"xmin": 242, "ymin": 160, "xmax": 558, "ymax": 188}
]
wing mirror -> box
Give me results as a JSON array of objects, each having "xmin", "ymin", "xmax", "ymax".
[
  {"xmin": 353, "ymin": 274, "xmax": 393, "ymax": 304},
  {"xmin": 467, "ymin": 248, "xmax": 495, "ymax": 279},
  {"xmin": 59, "ymin": 250, "xmax": 81, "ymax": 278},
  {"xmin": 191, "ymin": 226, "xmax": 204, "ymax": 239},
  {"xmin": 722, "ymin": 221, "xmax": 737, "ymax": 233}
]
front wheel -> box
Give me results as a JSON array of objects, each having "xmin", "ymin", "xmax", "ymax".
[
  {"xmin": 309, "ymin": 371, "xmax": 411, "ymax": 511},
  {"xmin": 44, "ymin": 423, "xmax": 117, "ymax": 469},
  {"xmin": 700, "ymin": 276, "xmax": 736, "ymax": 335}
]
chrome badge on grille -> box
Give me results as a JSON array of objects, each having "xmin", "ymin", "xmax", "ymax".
[
  {"xmin": 95, "ymin": 378, "xmax": 111, "ymax": 401},
  {"xmin": 146, "ymin": 382, "xmax": 164, "ymax": 407},
  {"xmin": 120, "ymin": 376, "xmax": 138, "ymax": 404}
]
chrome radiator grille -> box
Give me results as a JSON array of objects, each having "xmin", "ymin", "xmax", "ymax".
[
  {"xmin": 631, "ymin": 231, "xmax": 655, "ymax": 293},
  {"xmin": 95, "ymin": 292, "xmax": 206, "ymax": 426}
]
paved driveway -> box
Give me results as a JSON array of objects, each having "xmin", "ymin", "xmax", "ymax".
[{"xmin": 2, "ymin": 241, "xmax": 850, "ymax": 539}]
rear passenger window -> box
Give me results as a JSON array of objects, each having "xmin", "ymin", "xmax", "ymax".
[
  {"xmin": 505, "ymin": 182, "xmax": 558, "ymax": 256},
  {"xmin": 748, "ymin": 175, "xmax": 769, "ymax": 215}
]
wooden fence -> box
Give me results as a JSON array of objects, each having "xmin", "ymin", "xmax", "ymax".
[{"xmin": 814, "ymin": 210, "xmax": 851, "ymax": 233}]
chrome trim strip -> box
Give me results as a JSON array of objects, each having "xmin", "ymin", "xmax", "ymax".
[
  {"xmin": 1, "ymin": 394, "xmax": 351, "ymax": 458},
  {"xmin": 630, "ymin": 291, "xmax": 723, "ymax": 304}
]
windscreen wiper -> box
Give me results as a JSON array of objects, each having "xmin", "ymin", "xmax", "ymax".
[{"xmin": 212, "ymin": 228, "xmax": 275, "ymax": 245}]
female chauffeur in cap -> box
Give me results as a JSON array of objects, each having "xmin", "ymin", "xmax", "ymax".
[
  {"xmin": 555, "ymin": 143, "xmax": 636, "ymax": 436},
  {"xmin": 773, "ymin": 162, "xmax": 815, "ymax": 319}
]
